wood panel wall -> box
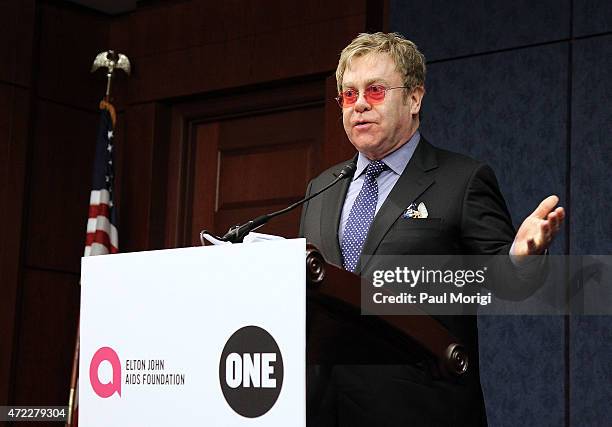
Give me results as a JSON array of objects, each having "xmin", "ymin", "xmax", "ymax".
[
  {"xmin": 0, "ymin": 0, "xmax": 385, "ymax": 415},
  {"xmin": 0, "ymin": 1, "xmax": 110, "ymax": 413}
]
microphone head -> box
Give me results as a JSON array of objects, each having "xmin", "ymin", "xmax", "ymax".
[{"xmin": 338, "ymin": 162, "xmax": 357, "ymax": 179}]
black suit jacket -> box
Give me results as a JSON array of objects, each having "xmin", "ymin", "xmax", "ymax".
[{"xmin": 299, "ymin": 138, "xmax": 520, "ymax": 426}]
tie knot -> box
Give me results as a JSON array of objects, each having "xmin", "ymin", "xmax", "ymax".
[{"xmin": 365, "ymin": 160, "xmax": 386, "ymax": 179}]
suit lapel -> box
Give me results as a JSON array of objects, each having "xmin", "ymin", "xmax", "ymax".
[
  {"xmin": 355, "ymin": 139, "xmax": 438, "ymax": 275},
  {"xmin": 320, "ymin": 167, "xmax": 352, "ymax": 267}
]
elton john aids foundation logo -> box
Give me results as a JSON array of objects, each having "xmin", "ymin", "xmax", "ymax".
[
  {"xmin": 90, "ymin": 347, "xmax": 122, "ymax": 398},
  {"xmin": 219, "ymin": 326, "xmax": 284, "ymax": 418}
]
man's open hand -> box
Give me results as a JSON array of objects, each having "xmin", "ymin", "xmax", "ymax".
[{"xmin": 510, "ymin": 195, "xmax": 565, "ymax": 257}]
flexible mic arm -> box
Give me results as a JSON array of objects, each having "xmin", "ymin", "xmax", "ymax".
[{"xmin": 203, "ymin": 162, "xmax": 357, "ymax": 244}]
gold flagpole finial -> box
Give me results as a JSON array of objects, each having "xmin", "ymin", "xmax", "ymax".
[{"xmin": 91, "ymin": 50, "xmax": 131, "ymax": 99}]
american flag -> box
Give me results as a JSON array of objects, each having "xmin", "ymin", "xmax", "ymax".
[
  {"xmin": 84, "ymin": 101, "xmax": 118, "ymax": 256},
  {"xmin": 67, "ymin": 101, "xmax": 119, "ymax": 427}
]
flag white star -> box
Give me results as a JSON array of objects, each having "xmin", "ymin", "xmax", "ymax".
[{"xmin": 107, "ymin": 130, "xmax": 114, "ymax": 139}]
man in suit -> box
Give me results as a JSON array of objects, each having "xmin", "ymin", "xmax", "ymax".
[{"xmin": 300, "ymin": 32, "xmax": 564, "ymax": 426}]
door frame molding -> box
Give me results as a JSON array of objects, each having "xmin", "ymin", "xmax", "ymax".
[{"xmin": 165, "ymin": 76, "xmax": 328, "ymax": 247}]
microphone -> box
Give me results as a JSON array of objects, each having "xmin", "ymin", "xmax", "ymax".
[{"xmin": 202, "ymin": 162, "xmax": 357, "ymax": 244}]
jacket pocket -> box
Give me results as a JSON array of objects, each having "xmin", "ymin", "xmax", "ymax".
[{"xmin": 394, "ymin": 218, "xmax": 442, "ymax": 231}]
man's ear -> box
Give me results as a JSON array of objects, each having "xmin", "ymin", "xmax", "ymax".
[{"xmin": 409, "ymin": 86, "xmax": 425, "ymax": 115}]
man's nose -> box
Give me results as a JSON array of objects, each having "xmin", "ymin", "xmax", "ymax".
[{"xmin": 353, "ymin": 91, "xmax": 371, "ymax": 112}]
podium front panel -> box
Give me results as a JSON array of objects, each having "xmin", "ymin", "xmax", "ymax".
[{"xmin": 79, "ymin": 239, "xmax": 306, "ymax": 426}]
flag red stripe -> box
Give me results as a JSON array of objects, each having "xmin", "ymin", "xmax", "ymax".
[
  {"xmin": 88, "ymin": 203, "xmax": 110, "ymax": 218},
  {"xmin": 84, "ymin": 235, "xmax": 118, "ymax": 252},
  {"xmin": 85, "ymin": 230, "xmax": 115, "ymax": 249}
]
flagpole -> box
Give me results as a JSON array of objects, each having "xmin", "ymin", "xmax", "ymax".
[
  {"xmin": 65, "ymin": 50, "xmax": 130, "ymax": 427},
  {"xmin": 66, "ymin": 320, "xmax": 79, "ymax": 426}
]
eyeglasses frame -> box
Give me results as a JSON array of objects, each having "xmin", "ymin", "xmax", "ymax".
[{"xmin": 335, "ymin": 85, "xmax": 410, "ymax": 108}]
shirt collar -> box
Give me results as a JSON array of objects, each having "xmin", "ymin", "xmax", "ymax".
[{"xmin": 353, "ymin": 130, "xmax": 421, "ymax": 180}]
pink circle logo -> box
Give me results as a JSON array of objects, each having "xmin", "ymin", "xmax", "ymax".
[{"xmin": 89, "ymin": 347, "xmax": 122, "ymax": 398}]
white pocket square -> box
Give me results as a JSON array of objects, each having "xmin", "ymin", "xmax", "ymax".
[{"xmin": 403, "ymin": 202, "xmax": 429, "ymax": 219}]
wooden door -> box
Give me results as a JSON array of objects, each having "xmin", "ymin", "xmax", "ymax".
[{"xmin": 166, "ymin": 80, "xmax": 327, "ymax": 247}]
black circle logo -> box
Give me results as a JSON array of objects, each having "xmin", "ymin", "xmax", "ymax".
[{"xmin": 219, "ymin": 326, "xmax": 284, "ymax": 418}]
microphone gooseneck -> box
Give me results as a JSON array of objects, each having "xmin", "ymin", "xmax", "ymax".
[{"xmin": 209, "ymin": 162, "xmax": 356, "ymax": 244}]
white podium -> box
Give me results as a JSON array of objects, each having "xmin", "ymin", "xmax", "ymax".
[{"xmin": 79, "ymin": 239, "xmax": 306, "ymax": 426}]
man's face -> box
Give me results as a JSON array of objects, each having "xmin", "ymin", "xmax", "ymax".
[{"xmin": 340, "ymin": 52, "xmax": 423, "ymax": 160}]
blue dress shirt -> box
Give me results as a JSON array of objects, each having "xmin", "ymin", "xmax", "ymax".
[{"xmin": 338, "ymin": 131, "xmax": 421, "ymax": 243}]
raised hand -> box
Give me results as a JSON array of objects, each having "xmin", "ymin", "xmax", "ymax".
[{"xmin": 511, "ymin": 195, "xmax": 565, "ymax": 257}]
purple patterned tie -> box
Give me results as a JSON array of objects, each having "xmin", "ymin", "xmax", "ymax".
[{"xmin": 341, "ymin": 160, "xmax": 387, "ymax": 272}]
